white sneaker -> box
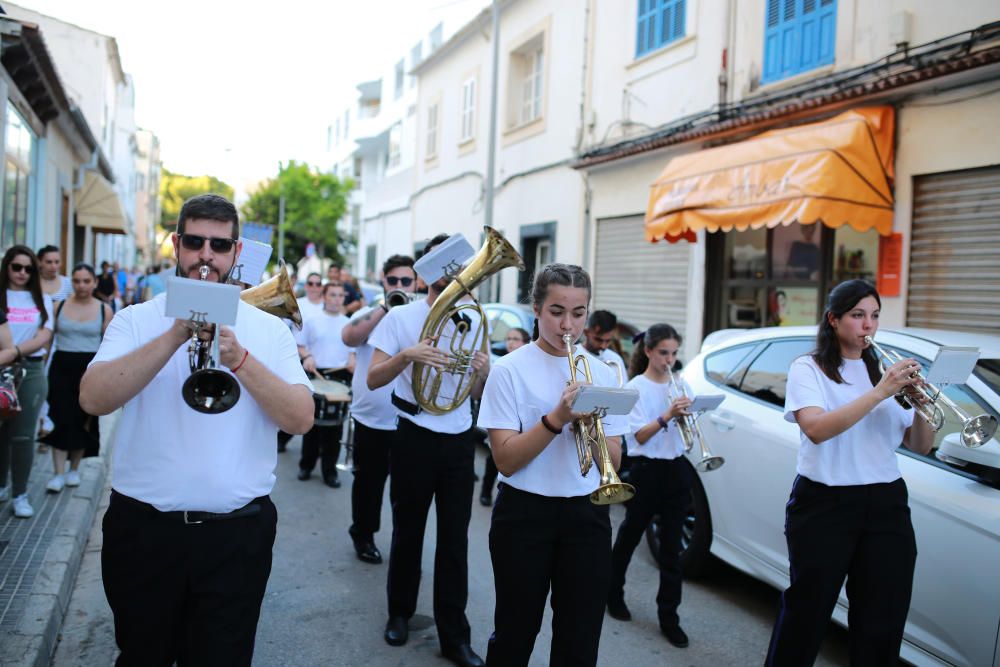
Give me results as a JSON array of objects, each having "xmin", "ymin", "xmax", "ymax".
[
  {"xmin": 0, "ymin": 486, "xmax": 8, "ymax": 503},
  {"xmin": 12, "ymin": 494, "xmax": 33, "ymax": 518},
  {"xmin": 65, "ymin": 470, "xmax": 81, "ymax": 487},
  {"xmin": 46, "ymin": 475, "xmax": 66, "ymax": 493}
]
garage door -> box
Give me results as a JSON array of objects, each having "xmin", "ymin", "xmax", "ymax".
[
  {"xmin": 907, "ymin": 166, "xmax": 1000, "ymax": 333},
  {"xmin": 593, "ymin": 215, "xmax": 689, "ymax": 333}
]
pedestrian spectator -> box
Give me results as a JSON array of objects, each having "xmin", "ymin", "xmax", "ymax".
[
  {"xmin": 142, "ymin": 264, "xmax": 166, "ymax": 300},
  {"xmin": 0, "ymin": 246, "xmax": 54, "ymax": 518},
  {"xmin": 125, "ymin": 265, "xmax": 142, "ymax": 305},
  {"xmin": 114, "ymin": 262, "xmax": 127, "ymax": 308},
  {"xmin": 37, "ymin": 245, "xmax": 72, "ymax": 303},
  {"xmin": 41, "ymin": 263, "xmax": 113, "ymax": 493},
  {"xmin": 95, "ymin": 261, "xmax": 119, "ymax": 309},
  {"xmin": 340, "ymin": 266, "xmax": 365, "ymax": 315},
  {"xmin": 479, "ymin": 326, "xmax": 530, "ymax": 507},
  {"xmin": 326, "ymin": 263, "xmax": 341, "ymax": 284}
]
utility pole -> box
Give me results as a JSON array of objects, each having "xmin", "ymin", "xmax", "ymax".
[
  {"xmin": 484, "ymin": 0, "xmax": 500, "ymax": 229},
  {"xmin": 277, "ymin": 193, "xmax": 286, "ymax": 260}
]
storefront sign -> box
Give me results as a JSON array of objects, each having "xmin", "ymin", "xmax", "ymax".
[{"xmin": 877, "ymin": 233, "xmax": 903, "ymax": 296}]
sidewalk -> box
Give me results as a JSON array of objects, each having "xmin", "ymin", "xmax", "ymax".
[{"xmin": 0, "ymin": 412, "xmax": 117, "ymax": 667}]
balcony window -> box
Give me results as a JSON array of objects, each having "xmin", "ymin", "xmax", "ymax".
[
  {"xmin": 762, "ymin": 0, "xmax": 837, "ymax": 83},
  {"xmin": 460, "ymin": 78, "xmax": 476, "ymax": 142},
  {"xmin": 426, "ymin": 103, "xmax": 439, "ymax": 159},
  {"xmin": 636, "ymin": 0, "xmax": 686, "ymax": 58},
  {"xmin": 388, "ymin": 123, "xmax": 402, "ymax": 169}
]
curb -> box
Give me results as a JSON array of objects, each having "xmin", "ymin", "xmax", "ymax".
[{"xmin": 0, "ymin": 413, "xmax": 116, "ymax": 667}]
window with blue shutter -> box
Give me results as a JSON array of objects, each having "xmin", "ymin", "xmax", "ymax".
[
  {"xmin": 762, "ymin": 0, "xmax": 836, "ymax": 83},
  {"xmin": 636, "ymin": 0, "xmax": 686, "ymax": 58}
]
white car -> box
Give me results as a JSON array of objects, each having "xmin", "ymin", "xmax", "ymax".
[{"xmin": 647, "ymin": 326, "xmax": 1000, "ymax": 667}]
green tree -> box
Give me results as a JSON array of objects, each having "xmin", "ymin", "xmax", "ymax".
[
  {"xmin": 241, "ymin": 161, "xmax": 353, "ymax": 267},
  {"xmin": 159, "ymin": 168, "xmax": 235, "ymax": 229}
]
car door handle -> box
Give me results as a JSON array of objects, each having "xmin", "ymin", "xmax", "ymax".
[{"xmin": 708, "ymin": 414, "xmax": 735, "ymax": 431}]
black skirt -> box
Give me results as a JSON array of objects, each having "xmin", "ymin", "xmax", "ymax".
[{"xmin": 41, "ymin": 350, "xmax": 100, "ymax": 455}]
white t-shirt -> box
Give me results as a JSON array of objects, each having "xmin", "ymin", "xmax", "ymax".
[
  {"xmin": 90, "ymin": 294, "xmax": 311, "ymax": 512},
  {"xmin": 368, "ymin": 297, "xmax": 476, "ymax": 434},
  {"xmin": 348, "ymin": 305, "xmax": 396, "ymax": 430},
  {"xmin": 784, "ymin": 355, "xmax": 915, "ymax": 486},
  {"xmin": 6, "ymin": 290, "xmax": 54, "ymax": 356},
  {"xmin": 477, "ymin": 341, "xmax": 629, "ymax": 497},
  {"xmin": 293, "ymin": 297, "xmax": 325, "ymax": 343},
  {"xmin": 626, "ymin": 373, "xmax": 688, "ymax": 460},
  {"xmin": 300, "ymin": 311, "xmax": 354, "ymax": 368}
]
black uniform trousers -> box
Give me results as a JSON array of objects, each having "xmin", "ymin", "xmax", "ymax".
[
  {"xmin": 349, "ymin": 419, "xmax": 392, "ymax": 542},
  {"xmin": 101, "ymin": 491, "xmax": 277, "ymax": 667},
  {"xmin": 487, "ymin": 484, "xmax": 612, "ymax": 667},
  {"xmin": 609, "ymin": 456, "xmax": 691, "ymax": 628},
  {"xmin": 480, "ymin": 452, "xmax": 498, "ymax": 498},
  {"xmin": 299, "ymin": 422, "xmax": 343, "ymax": 479},
  {"xmin": 387, "ymin": 418, "xmax": 475, "ymax": 650},
  {"xmin": 765, "ymin": 475, "xmax": 917, "ymax": 667}
]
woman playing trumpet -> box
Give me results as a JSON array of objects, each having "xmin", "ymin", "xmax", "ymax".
[
  {"xmin": 607, "ymin": 323, "xmax": 693, "ymax": 648},
  {"xmin": 477, "ymin": 264, "xmax": 628, "ymax": 667},
  {"xmin": 766, "ymin": 279, "xmax": 934, "ymax": 665}
]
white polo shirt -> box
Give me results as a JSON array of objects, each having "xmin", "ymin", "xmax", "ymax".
[
  {"xmin": 348, "ymin": 305, "xmax": 396, "ymax": 431},
  {"xmin": 299, "ymin": 311, "xmax": 354, "ymax": 368},
  {"xmin": 368, "ymin": 297, "xmax": 476, "ymax": 434},
  {"xmin": 626, "ymin": 373, "xmax": 689, "ymax": 460},
  {"xmin": 91, "ymin": 294, "xmax": 311, "ymax": 512},
  {"xmin": 784, "ymin": 355, "xmax": 914, "ymax": 486},
  {"xmin": 477, "ymin": 341, "xmax": 629, "ymax": 498}
]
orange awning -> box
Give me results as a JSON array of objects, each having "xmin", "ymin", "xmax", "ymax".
[{"xmin": 645, "ymin": 106, "xmax": 895, "ymax": 242}]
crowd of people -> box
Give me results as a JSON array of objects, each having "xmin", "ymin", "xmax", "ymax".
[{"xmin": 0, "ymin": 193, "xmax": 932, "ymax": 667}]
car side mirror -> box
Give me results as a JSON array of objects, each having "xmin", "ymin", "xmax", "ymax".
[{"xmin": 936, "ymin": 432, "xmax": 1000, "ymax": 471}]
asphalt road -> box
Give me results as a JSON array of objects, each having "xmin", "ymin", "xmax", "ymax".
[{"xmin": 53, "ymin": 437, "xmax": 849, "ymax": 666}]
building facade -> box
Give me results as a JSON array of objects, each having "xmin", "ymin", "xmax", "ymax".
[{"xmin": 134, "ymin": 128, "xmax": 161, "ymax": 266}]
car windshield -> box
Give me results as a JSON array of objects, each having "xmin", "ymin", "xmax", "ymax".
[{"xmin": 974, "ymin": 359, "xmax": 1000, "ymax": 397}]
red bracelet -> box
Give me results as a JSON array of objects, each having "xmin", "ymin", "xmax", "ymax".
[
  {"xmin": 230, "ymin": 349, "xmax": 250, "ymax": 373},
  {"xmin": 540, "ymin": 414, "xmax": 562, "ymax": 435}
]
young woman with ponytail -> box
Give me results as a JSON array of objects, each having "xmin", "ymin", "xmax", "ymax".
[
  {"xmin": 766, "ymin": 279, "xmax": 934, "ymax": 665},
  {"xmin": 606, "ymin": 323, "xmax": 694, "ymax": 648}
]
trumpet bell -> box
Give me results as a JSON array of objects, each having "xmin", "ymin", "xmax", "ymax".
[
  {"xmin": 696, "ymin": 455, "xmax": 726, "ymax": 473},
  {"xmin": 963, "ymin": 414, "xmax": 998, "ymax": 448},
  {"xmin": 590, "ymin": 481, "xmax": 635, "ymax": 506},
  {"xmin": 241, "ymin": 259, "xmax": 302, "ymax": 328},
  {"xmin": 182, "ymin": 369, "xmax": 242, "ymax": 414}
]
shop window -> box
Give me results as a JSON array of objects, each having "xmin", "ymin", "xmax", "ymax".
[
  {"xmin": 832, "ymin": 224, "xmax": 877, "ymax": 284},
  {"xmin": 762, "ymin": 0, "xmax": 837, "ymax": 84},
  {"xmin": 2, "ymin": 103, "xmax": 35, "ymax": 248}
]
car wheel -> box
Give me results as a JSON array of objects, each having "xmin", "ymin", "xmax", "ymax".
[{"xmin": 644, "ymin": 464, "xmax": 714, "ymax": 578}]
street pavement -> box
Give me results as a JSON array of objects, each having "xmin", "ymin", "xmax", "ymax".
[{"xmin": 53, "ymin": 437, "xmax": 851, "ymax": 666}]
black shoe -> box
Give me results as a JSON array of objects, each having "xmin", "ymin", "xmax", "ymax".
[
  {"xmin": 323, "ymin": 474, "xmax": 341, "ymax": 488},
  {"xmin": 660, "ymin": 624, "xmax": 689, "ymax": 648},
  {"xmin": 384, "ymin": 616, "xmax": 408, "ymax": 646},
  {"xmin": 354, "ymin": 540, "xmax": 382, "ymax": 564},
  {"xmin": 441, "ymin": 643, "xmax": 484, "ymax": 667},
  {"xmin": 297, "ymin": 469, "xmax": 311, "ymax": 481},
  {"xmin": 479, "ymin": 492, "xmax": 492, "ymax": 507},
  {"xmin": 607, "ymin": 598, "xmax": 632, "ymax": 621}
]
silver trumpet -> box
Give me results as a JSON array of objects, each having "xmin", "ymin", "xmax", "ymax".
[
  {"xmin": 865, "ymin": 336, "xmax": 997, "ymax": 448},
  {"xmin": 665, "ymin": 366, "xmax": 724, "ymax": 472},
  {"xmin": 181, "ymin": 266, "xmax": 241, "ymax": 414}
]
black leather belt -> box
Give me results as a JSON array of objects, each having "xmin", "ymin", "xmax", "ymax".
[
  {"xmin": 111, "ymin": 490, "xmax": 265, "ymax": 525},
  {"xmin": 391, "ymin": 391, "xmax": 421, "ymax": 416}
]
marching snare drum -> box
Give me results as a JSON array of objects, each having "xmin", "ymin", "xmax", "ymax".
[{"xmin": 310, "ymin": 377, "xmax": 351, "ymax": 426}]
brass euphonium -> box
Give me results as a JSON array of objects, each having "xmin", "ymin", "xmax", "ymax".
[
  {"xmin": 563, "ymin": 334, "xmax": 635, "ymax": 505},
  {"xmin": 412, "ymin": 227, "xmax": 525, "ymax": 414},
  {"xmin": 182, "ymin": 260, "xmax": 303, "ymax": 414}
]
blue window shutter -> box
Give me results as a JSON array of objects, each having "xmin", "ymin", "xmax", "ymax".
[
  {"xmin": 635, "ymin": 0, "xmax": 686, "ymax": 57},
  {"xmin": 636, "ymin": 0, "xmax": 657, "ymax": 56},
  {"xmin": 763, "ymin": 0, "xmax": 836, "ymax": 83}
]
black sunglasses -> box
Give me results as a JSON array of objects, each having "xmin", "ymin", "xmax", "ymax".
[
  {"xmin": 306, "ymin": 280, "xmax": 322, "ymax": 287},
  {"xmin": 179, "ymin": 234, "xmax": 237, "ymax": 253},
  {"xmin": 9, "ymin": 262, "xmax": 34, "ymax": 274},
  {"xmin": 386, "ymin": 276, "xmax": 414, "ymax": 287}
]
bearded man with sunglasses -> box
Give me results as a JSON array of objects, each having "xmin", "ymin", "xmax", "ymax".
[
  {"xmin": 80, "ymin": 194, "xmax": 314, "ymax": 666},
  {"xmin": 341, "ymin": 254, "xmax": 416, "ymax": 565}
]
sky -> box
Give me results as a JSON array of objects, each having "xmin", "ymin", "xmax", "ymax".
[{"xmin": 16, "ymin": 0, "xmax": 487, "ymax": 197}]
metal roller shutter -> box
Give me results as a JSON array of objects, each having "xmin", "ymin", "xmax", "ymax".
[
  {"xmin": 907, "ymin": 166, "xmax": 1000, "ymax": 333},
  {"xmin": 594, "ymin": 215, "xmax": 688, "ymax": 332}
]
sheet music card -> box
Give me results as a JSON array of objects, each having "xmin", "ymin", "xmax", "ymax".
[
  {"xmin": 925, "ymin": 346, "xmax": 980, "ymax": 386},
  {"xmin": 232, "ymin": 238, "xmax": 273, "ymax": 286},
  {"xmin": 165, "ymin": 276, "xmax": 241, "ymax": 326},
  {"xmin": 413, "ymin": 234, "xmax": 476, "ymax": 285}
]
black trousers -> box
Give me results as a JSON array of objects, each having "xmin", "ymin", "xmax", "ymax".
[
  {"xmin": 299, "ymin": 422, "xmax": 343, "ymax": 478},
  {"xmin": 387, "ymin": 418, "xmax": 474, "ymax": 649},
  {"xmin": 609, "ymin": 456, "xmax": 691, "ymax": 628},
  {"xmin": 101, "ymin": 491, "xmax": 277, "ymax": 667},
  {"xmin": 350, "ymin": 419, "xmax": 392, "ymax": 542},
  {"xmin": 480, "ymin": 452, "xmax": 498, "ymax": 497},
  {"xmin": 487, "ymin": 484, "xmax": 612, "ymax": 667},
  {"xmin": 765, "ymin": 476, "xmax": 917, "ymax": 667}
]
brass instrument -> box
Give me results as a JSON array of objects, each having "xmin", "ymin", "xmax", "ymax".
[
  {"xmin": 564, "ymin": 334, "xmax": 635, "ymax": 505},
  {"xmin": 385, "ymin": 289, "xmax": 419, "ymax": 309},
  {"xmin": 412, "ymin": 227, "xmax": 524, "ymax": 414},
  {"xmin": 181, "ymin": 260, "xmax": 303, "ymax": 414},
  {"xmin": 865, "ymin": 336, "xmax": 998, "ymax": 448},
  {"xmin": 665, "ymin": 366, "xmax": 724, "ymax": 472}
]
